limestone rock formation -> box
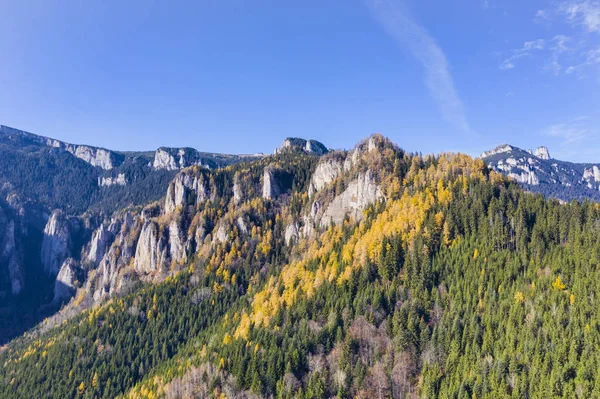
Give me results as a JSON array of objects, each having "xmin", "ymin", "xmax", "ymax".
[
  {"xmin": 534, "ymin": 146, "xmax": 551, "ymax": 160},
  {"xmin": 308, "ymin": 157, "xmax": 343, "ymax": 196},
  {"xmin": 54, "ymin": 258, "xmax": 78, "ymax": 302},
  {"xmin": 134, "ymin": 221, "xmax": 169, "ymax": 274},
  {"xmin": 233, "ymin": 174, "xmax": 243, "ymax": 205},
  {"xmin": 284, "ymin": 222, "xmax": 300, "ymax": 245},
  {"xmin": 41, "ymin": 210, "xmax": 71, "ymax": 275},
  {"xmin": 153, "ymin": 147, "xmax": 206, "ymax": 171},
  {"xmin": 262, "ymin": 167, "xmax": 281, "ymax": 200},
  {"xmin": 275, "ymin": 138, "xmax": 328, "ymax": 156},
  {"xmin": 1, "ymin": 216, "xmax": 24, "ymax": 295},
  {"xmin": 165, "ymin": 171, "xmax": 209, "ymax": 214},
  {"xmin": 319, "ymin": 171, "xmax": 383, "ymax": 226},
  {"xmin": 98, "ymin": 173, "xmax": 127, "ymax": 187}
]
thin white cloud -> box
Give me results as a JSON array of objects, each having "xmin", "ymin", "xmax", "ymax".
[
  {"xmin": 544, "ymin": 117, "xmax": 595, "ymax": 144},
  {"xmin": 546, "ymin": 35, "xmax": 572, "ymax": 75},
  {"xmin": 534, "ymin": 9, "xmax": 552, "ymax": 24},
  {"xmin": 500, "ymin": 39, "xmax": 545, "ymax": 70},
  {"xmin": 558, "ymin": 1, "xmax": 600, "ymax": 33},
  {"xmin": 366, "ymin": 0, "xmax": 471, "ymax": 133},
  {"xmin": 565, "ymin": 45, "xmax": 600, "ymax": 74}
]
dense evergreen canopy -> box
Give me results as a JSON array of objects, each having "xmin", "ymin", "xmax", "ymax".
[{"xmin": 2, "ymin": 143, "xmax": 600, "ymax": 398}]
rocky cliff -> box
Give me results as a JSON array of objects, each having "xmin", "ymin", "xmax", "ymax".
[
  {"xmin": 0, "ymin": 208, "xmax": 24, "ymax": 296},
  {"xmin": 41, "ymin": 210, "xmax": 72, "ymax": 275},
  {"xmin": 275, "ymin": 137, "xmax": 328, "ymax": 156}
]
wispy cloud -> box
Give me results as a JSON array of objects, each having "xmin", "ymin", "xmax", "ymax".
[
  {"xmin": 565, "ymin": 45, "xmax": 600, "ymax": 74},
  {"xmin": 543, "ymin": 116, "xmax": 596, "ymax": 144},
  {"xmin": 558, "ymin": 1, "xmax": 600, "ymax": 33},
  {"xmin": 499, "ymin": 39, "xmax": 545, "ymax": 70},
  {"xmin": 366, "ymin": 0, "xmax": 471, "ymax": 133},
  {"xmin": 534, "ymin": 9, "xmax": 552, "ymax": 24}
]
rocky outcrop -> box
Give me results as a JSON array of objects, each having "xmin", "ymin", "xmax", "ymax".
[
  {"xmin": 98, "ymin": 174, "xmax": 127, "ymax": 187},
  {"xmin": 320, "ymin": 171, "xmax": 383, "ymax": 226},
  {"xmin": 87, "ymin": 213, "xmax": 138, "ymax": 302},
  {"xmin": 153, "ymin": 147, "xmax": 206, "ymax": 171},
  {"xmin": 164, "ymin": 171, "xmax": 210, "ymax": 214},
  {"xmin": 65, "ymin": 146, "xmax": 120, "ymax": 170},
  {"xmin": 309, "ymin": 158, "xmax": 343, "ymax": 196},
  {"xmin": 284, "ymin": 222, "xmax": 300, "ymax": 245},
  {"xmin": 583, "ymin": 166, "xmax": 600, "ymax": 183},
  {"xmin": 1, "ymin": 215, "xmax": 24, "ymax": 295},
  {"xmin": 134, "ymin": 221, "xmax": 169, "ymax": 274},
  {"xmin": 214, "ymin": 224, "xmax": 229, "ymax": 245},
  {"xmin": 54, "ymin": 258, "xmax": 77, "ymax": 302},
  {"xmin": 236, "ymin": 217, "xmax": 248, "ymax": 235},
  {"xmin": 275, "ymin": 138, "xmax": 328, "ymax": 156},
  {"xmin": 41, "ymin": 210, "xmax": 71, "ymax": 275},
  {"xmin": 87, "ymin": 224, "xmax": 112, "ymax": 264},
  {"xmin": 233, "ymin": 174, "xmax": 243, "ymax": 205},
  {"xmin": 534, "ymin": 146, "xmax": 551, "ymax": 160},
  {"xmin": 480, "ymin": 144, "xmax": 516, "ymax": 159},
  {"xmin": 262, "ymin": 167, "xmax": 281, "ymax": 200},
  {"xmin": 168, "ymin": 220, "xmax": 187, "ymax": 264}
]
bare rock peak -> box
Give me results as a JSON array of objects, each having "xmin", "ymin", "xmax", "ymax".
[{"xmin": 275, "ymin": 138, "xmax": 328, "ymax": 156}]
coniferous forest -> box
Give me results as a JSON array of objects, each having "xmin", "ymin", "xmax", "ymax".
[{"xmin": 2, "ymin": 136, "xmax": 600, "ymax": 398}]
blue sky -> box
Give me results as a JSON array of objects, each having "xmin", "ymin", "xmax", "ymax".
[{"xmin": 0, "ymin": 1, "xmax": 598, "ymax": 161}]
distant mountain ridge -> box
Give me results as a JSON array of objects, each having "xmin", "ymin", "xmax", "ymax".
[{"xmin": 481, "ymin": 143, "xmax": 600, "ymax": 202}]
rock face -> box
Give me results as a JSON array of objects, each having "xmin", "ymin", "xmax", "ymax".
[
  {"xmin": 233, "ymin": 174, "xmax": 243, "ymax": 205},
  {"xmin": 275, "ymin": 138, "xmax": 328, "ymax": 156},
  {"xmin": 87, "ymin": 213, "xmax": 138, "ymax": 302},
  {"xmin": 87, "ymin": 224, "xmax": 111, "ymax": 264},
  {"xmin": 134, "ymin": 221, "xmax": 169, "ymax": 274},
  {"xmin": 309, "ymin": 157, "xmax": 343, "ymax": 196},
  {"xmin": 153, "ymin": 148, "xmax": 206, "ymax": 171},
  {"xmin": 168, "ymin": 220, "xmax": 187, "ymax": 264},
  {"xmin": 0, "ymin": 214, "xmax": 24, "ymax": 295},
  {"xmin": 284, "ymin": 223, "xmax": 300, "ymax": 245},
  {"xmin": 98, "ymin": 174, "xmax": 127, "ymax": 187},
  {"xmin": 262, "ymin": 167, "xmax": 281, "ymax": 200},
  {"xmin": 480, "ymin": 144, "xmax": 516, "ymax": 159},
  {"xmin": 54, "ymin": 258, "xmax": 77, "ymax": 302},
  {"xmin": 41, "ymin": 210, "xmax": 71, "ymax": 275},
  {"xmin": 534, "ymin": 146, "xmax": 551, "ymax": 160},
  {"xmin": 320, "ymin": 171, "xmax": 383, "ymax": 226},
  {"xmin": 164, "ymin": 171, "xmax": 209, "ymax": 214},
  {"xmin": 64, "ymin": 146, "xmax": 120, "ymax": 170}
]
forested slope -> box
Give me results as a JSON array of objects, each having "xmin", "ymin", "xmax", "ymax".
[{"xmin": 2, "ymin": 136, "xmax": 600, "ymax": 398}]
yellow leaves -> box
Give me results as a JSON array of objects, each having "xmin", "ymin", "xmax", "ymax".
[
  {"xmin": 78, "ymin": 381, "xmax": 86, "ymax": 395},
  {"xmin": 213, "ymin": 283, "xmax": 224, "ymax": 293},
  {"xmin": 92, "ymin": 372, "xmax": 99, "ymax": 389},
  {"xmin": 473, "ymin": 249, "xmax": 479, "ymax": 260},
  {"xmin": 570, "ymin": 294, "xmax": 575, "ymax": 305},
  {"xmin": 586, "ymin": 324, "xmax": 591, "ymax": 333},
  {"xmin": 552, "ymin": 276, "xmax": 566, "ymax": 291},
  {"xmin": 223, "ymin": 334, "xmax": 233, "ymax": 345},
  {"xmin": 234, "ymin": 313, "xmax": 251, "ymax": 340},
  {"xmin": 218, "ymin": 357, "xmax": 225, "ymax": 369},
  {"xmin": 514, "ymin": 291, "xmax": 525, "ymax": 304}
]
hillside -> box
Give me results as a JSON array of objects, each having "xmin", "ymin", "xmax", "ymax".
[
  {"xmin": 0, "ymin": 126, "xmax": 314, "ymax": 343},
  {"xmin": 2, "ymin": 134, "xmax": 599, "ymax": 398}
]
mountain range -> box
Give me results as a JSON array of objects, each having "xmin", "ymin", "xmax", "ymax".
[
  {"xmin": 481, "ymin": 143, "xmax": 600, "ymax": 202},
  {"xmin": 1, "ymin": 128, "xmax": 600, "ymax": 398}
]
